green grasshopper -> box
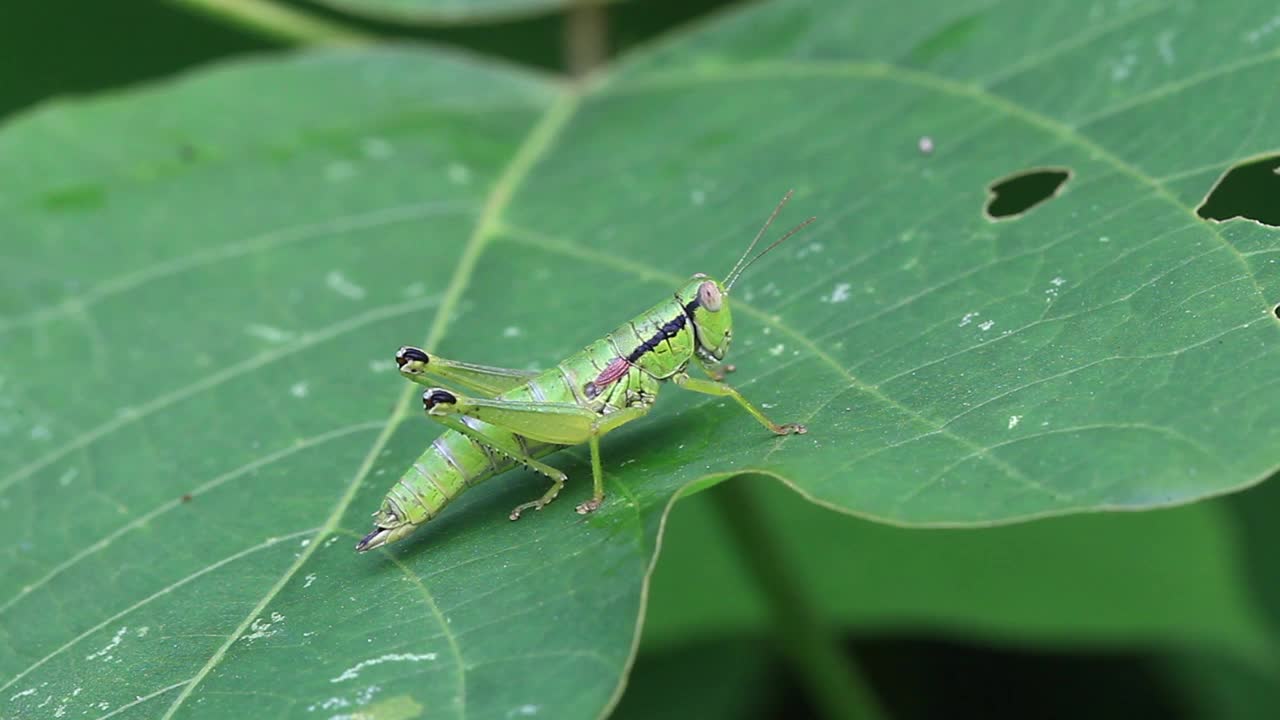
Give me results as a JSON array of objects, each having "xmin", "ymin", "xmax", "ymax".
[{"xmin": 357, "ymin": 191, "xmax": 815, "ymax": 552}]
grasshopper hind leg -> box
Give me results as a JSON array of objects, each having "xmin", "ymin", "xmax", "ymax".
[
  {"xmin": 421, "ymin": 387, "xmax": 652, "ymax": 518},
  {"xmin": 419, "ymin": 390, "xmax": 572, "ymax": 521}
]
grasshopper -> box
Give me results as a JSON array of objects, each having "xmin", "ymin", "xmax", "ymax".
[{"xmin": 356, "ymin": 192, "xmax": 815, "ymax": 552}]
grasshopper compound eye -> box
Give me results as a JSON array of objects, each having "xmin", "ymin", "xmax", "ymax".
[
  {"xmin": 698, "ymin": 281, "xmax": 723, "ymax": 312},
  {"xmin": 396, "ymin": 346, "xmax": 430, "ymax": 368}
]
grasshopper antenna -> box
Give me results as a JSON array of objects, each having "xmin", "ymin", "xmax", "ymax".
[{"xmin": 725, "ymin": 190, "xmax": 816, "ymax": 292}]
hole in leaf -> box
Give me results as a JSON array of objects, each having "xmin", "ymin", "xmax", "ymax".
[
  {"xmin": 1196, "ymin": 154, "xmax": 1280, "ymax": 227},
  {"xmin": 1273, "ymin": 303, "xmax": 1280, "ymax": 320},
  {"xmin": 984, "ymin": 168, "xmax": 1071, "ymax": 220}
]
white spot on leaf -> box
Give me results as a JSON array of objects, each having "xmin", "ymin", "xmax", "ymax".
[
  {"xmin": 307, "ymin": 685, "xmax": 381, "ymax": 715},
  {"xmin": 978, "ymin": 320, "xmax": 995, "ymax": 331},
  {"xmin": 242, "ymin": 614, "xmax": 283, "ymax": 642},
  {"xmin": 325, "ymin": 271, "xmax": 366, "ymax": 301},
  {"xmin": 1245, "ymin": 15, "xmax": 1280, "ymax": 43},
  {"xmin": 245, "ymin": 324, "xmax": 294, "ymax": 343},
  {"xmin": 1008, "ymin": 415, "xmax": 1021, "ymax": 430},
  {"xmin": 1156, "ymin": 30, "xmax": 1176, "ymax": 64},
  {"xmin": 448, "ymin": 163, "xmax": 471, "ymax": 185},
  {"xmin": 795, "ymin": 242, "xmax": 824, "ymax": 259},
  {"xmin": 1109, "ymin": 53, "xmax": 1137, "ymax": 81},
  {"xmin": 325, "ymin": 162, "xmax": 355, "ymax": 183},
  {"xmin": 330, "ymin": 652, "xmax": 438, "ymax": 683},
  {"xmin": 290, "ymin": 382, "xmax": 309, "ymax": 399},
  {"xmin": 361, "ymin": 137, "xmax": 392, "ymax": 159},
  {"xmin": 85, "ymin": 626, "xmax": 127, "ymax": 661},
  {"xmin": 959, "ymin": 312, "xmax": 979, "ymax": 327},
  {"xmin": 822, "ymin": 282, "xmax": 852, "ymax": 303}
]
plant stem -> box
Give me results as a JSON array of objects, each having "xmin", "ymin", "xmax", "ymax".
[
  {"xmin": 564, "ymin": 0, "xmax": 607, "ymax": 77},
  {"xmin": 167, "ymin": 0, "xmax": 374, "ymax": 46},
  {"xmin": 712, "ymin": 479, "xmax": 888, "ymax": 720}
]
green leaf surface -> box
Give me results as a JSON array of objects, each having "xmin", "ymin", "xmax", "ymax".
[
  {"xmin": 2, "ymin": 0, "xmax": 1280, "ymax": 718},
  {"xmin": 644, "ymin": 479, "xmax": 1276, "ymax": 664}
]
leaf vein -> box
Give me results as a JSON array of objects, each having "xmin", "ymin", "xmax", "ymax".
[
  {"xmin": 0, "ymin": 295, "xmax": 442, "ymax": 495},
  {"xmin": 0, "ymin": 421, "xmax": 383, "ymax": 618},
  {"xmin": 0, "ymin": 528, "xmax": 317, "ymax": 694},
  {"xmin": 0, "ymin": 201, "xmax": 473, "ymax": 334}
]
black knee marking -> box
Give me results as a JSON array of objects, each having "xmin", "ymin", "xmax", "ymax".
[
  {"xmin": 396, "ymin": 346, "xmax": 430, "ymax": 368},
  {"xmin": 422, "ymin": 388, "xmax": 457, "ymax": 410}
]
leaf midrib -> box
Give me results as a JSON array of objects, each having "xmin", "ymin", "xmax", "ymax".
[{"xmin": 158, "ymin": 90, "xmax": 582, "ymax": 719}]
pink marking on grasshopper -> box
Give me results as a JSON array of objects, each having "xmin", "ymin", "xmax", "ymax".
[{"xmin": 585, "ymin": 357, "xmax": 631, "ymax": 398}]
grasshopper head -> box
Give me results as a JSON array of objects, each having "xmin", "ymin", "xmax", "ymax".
[
  {"xmin": 679, "ymin": 275, "xmax": 733, "ymax": 364},
  {"xmin": 693, "ymin": 191, "xmax": 813, "ymax": 366}
]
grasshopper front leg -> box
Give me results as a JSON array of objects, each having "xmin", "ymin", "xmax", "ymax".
[
  {"xmin": 673, "ymin": 372, "xmax": 807, "ymax": 435},
  {"xmin": 421, "ymin": 388, "xmax": 649, "ymax": 514}
]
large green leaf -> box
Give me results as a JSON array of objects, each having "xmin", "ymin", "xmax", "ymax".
[{"xmin": 3, "ymin": 1, "xmax": 1279, "ymax": 718}]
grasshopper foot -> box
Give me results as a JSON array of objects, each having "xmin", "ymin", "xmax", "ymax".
[
  {"xmin": 508, "ymin": 500, "xmax": 546, "ymax": 521},
  {"xmin": 774, "ymin": 423, "xmax": 807, "ymax": 435},
  {"xmin": 510, "ymin": 478, "xmax": 565, "ymax": 520},
  {"xmin": 575, "ymin": 497, "xmax": 604, "ymax": 514}
]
